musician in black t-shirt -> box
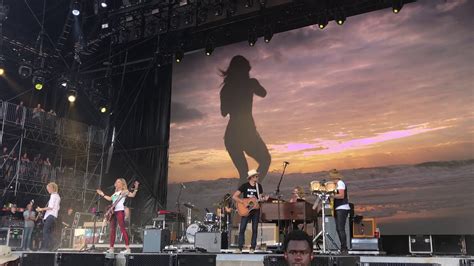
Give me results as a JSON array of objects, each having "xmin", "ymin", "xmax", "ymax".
[
  {"xmin": 329, "ymin": 169, "xmax": 350, "ymax": 253},
  {"xmin": 232, "ymin": 169, "xmax": 265, "ymax": 253}
]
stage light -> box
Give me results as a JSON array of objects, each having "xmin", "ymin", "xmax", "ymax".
[
  {"xmin": 335, "ymin": 10, "xmax": 346, "ymax": 25},
  {"xmin": 318, "ymin": 13, "xmax": 328, "ymax": 29},
  {"xmin": 175, "ymin": 50, "xmax": 184, "ymax": 63},
  {"xmin": 214, "ymin": 4, "xmax": 223, "ymax": 16},
  {"xmin": 248, "ymin": 30, "xmax": 257, "ymax": 47},
  {"xmin": 100, "ymin": 106, "xmax": 107, "ymax": 113},
  {"xmin": 205, "ymin": 40, "xmax": 214, "ymax": 56},
  {"xmin": 100, "ymin": 0, "xmax": 107, "ymax": 8},
  {"xmin": 184, "ymin": 12, "xmax": 193, "ymax": 25},
  {"xmin": 0, "ymin": 58, "xmax": 4, "ymax": 76},
  {"xmin": 67, "ymin": 89, "xmax": 77, "ymax": 103},
  {"xmin": 18, "ymin": 64, "xmax": 33, "ymax": 78},
  {"xmin": 33, "ymin": 76, "xmax": 44, "ymax": 90},
  {"xmin": 58, "ymin": 76, "xmax": 69, "ymax": 88},
  {"xmin": 101, "ymin": 22, "xmax": 109, "ymax": 29},
  {"xmin": 72, "ymin": 1, "xmax": 80, "ymax": 16},
  {"xmin": 392, "ymin": 0, "xmax": 403, "ymax": 14},
  {"xmin": 263, "ymin": 26, "xmax": 273, "ymax": 43},
  {"xmin": 0, "ymin": 68, "xmax": 4, "ymax": 76}
]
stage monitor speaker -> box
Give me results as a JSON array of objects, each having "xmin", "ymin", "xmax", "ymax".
[
  {"xmin": 176, "ymin": 254, "xmax": 216, "ymax": 266},
  {"xmin": 353, "ymin": 218, "xmax": 375, "ymax": 238},
  {"xmin": 460, "ymin": 259, "xmax": 474, "ymax": 266},
  {"xmin": 465, "ymin": 235, "xmax": 474, "ymax": 255},
  {"xmin": 143, "ymin": 229, "xmax": 170, "ymax": 252},
  {"xmin": 409, "ymin": 235, "xmax": 433, "ymax": 254},
  {"xmin": 126, "ymin": 254, "xmax": 175, "ymax": 266},
  {"xmin": 319, "ymin": 216, "xmax": 350, "ymax": 251},
  {"xmin": 195, "ymin": 232, "xmax": 228, "ymax": 252},
  {"xmin": 58, "ymin": 253, "xmax": 106, "ymax": 266},
  {"xmin": 432, "ymin": 235, "xmax": 464, "ymax": 255},
  {"xmin": 21, "ymin": 252, "xmax": 56, "ymax": 266}
]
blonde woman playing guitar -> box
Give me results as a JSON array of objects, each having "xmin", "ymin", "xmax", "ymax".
[
  {"xmin": 96, "ymin": 178, "xmax": 139, "ymax": 254},
  {"xmin": 232, "ymin": 169, "xmax": 268, "ymax": 253}
]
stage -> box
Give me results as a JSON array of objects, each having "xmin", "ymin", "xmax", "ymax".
[{"xmin": 11, "ymin": 250, "xmax": 474, "ymax": 266}]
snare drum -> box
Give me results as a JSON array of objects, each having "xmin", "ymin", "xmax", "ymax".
[{"xmin": 186, "ymin": 223, "xmax": 207, "ymax": 244}]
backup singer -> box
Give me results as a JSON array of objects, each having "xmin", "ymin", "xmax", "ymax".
[
  {"xmin": 329, "ymin": 169, "xmax": 350, "ymax": 253},
  {"xmin": 22, "ymin": 202, "xmax": 36, "ymax": 251},
  {"xmin": 96, "ymin": 178, "xmax": 139, "ymax": 254},
  {"xmin": 36, "ymin": 182, "xmax": 61, "ymax": 251},
  {"xmin": 232, "ymin": 169, "xmax": 266, "ymax": 253}
]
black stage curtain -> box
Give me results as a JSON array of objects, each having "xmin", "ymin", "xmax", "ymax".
[{"xmin": 105, "ymin": 63, "xmax": 172, "ymax": 226}]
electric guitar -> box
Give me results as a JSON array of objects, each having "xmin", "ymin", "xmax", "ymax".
[
  {"xmin": 103, "ymin": 190, "xmax": 129, "ymax": 222},
  {"xmin": 236, "ymin": 195, "xmax": 269, "ymax": 217}
]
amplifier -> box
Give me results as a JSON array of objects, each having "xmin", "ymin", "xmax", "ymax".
[
  {"xmin": 195, "ymin": 232, "xmax": 228, "ymax": 252},
  {"xmin": 409, "ymin": 235, "xmax": 432, "ymax": 254},
  {"xmin": 21, "ymin": 252, "xmax": 56, "ymax": 266},
  {"xmin": 433, "ymin": 235, "xmax": 464, "ymax": 255},
  {"xmin": 353, "ymin": 218, "xmax": 375, "ymax": 238},
  {"xmin": 176, "ymin": 254, "xmax": 216, "ymax": 266},
  {"xmin": 58, "ymin": 253, "xmax": 106, "ymax": 266},
  {"xmin": 143, "ymin": 229, "xmax": 170, "ymax": 252},
  {"xmin": 126, "ymin": 254, "xmax": 175, "ymax": 266}
]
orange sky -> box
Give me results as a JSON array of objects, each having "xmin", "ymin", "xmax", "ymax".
[{"xmin": 168, "ymin": 0, "xmax": 474, "ymax": 183}]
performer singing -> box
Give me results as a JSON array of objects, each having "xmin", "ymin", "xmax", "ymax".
[
  {"xmin": 329, "ymin": 169, "xmax": 350, "ymax": 253},
  {"xmin": 289, "ymin": 186, "xmax": 305, "ymax": 203},
  {"xmin": 96, "ymin": 178, "xmax": 139, "ymax": 254},
  {"xmin": 232, "ymin": 169, "xmax": 267, "ymax": 253},
  {"xmin": 36, "ymin": 182, "xmax": 61, "ymax": 251}
]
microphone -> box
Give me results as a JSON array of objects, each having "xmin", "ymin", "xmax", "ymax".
[
  {"xmin": 180, "ymin": 183, "xmax": 186, "ymax": 189},
  {"xmin": 283, "ymin": 161, "xmax": 290, "ymax": 165}
]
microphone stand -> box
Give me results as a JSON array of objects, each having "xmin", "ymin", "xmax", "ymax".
[
  {"xmin": 175, "ymin": 185, "xmax": 184, "ymax": 242},
  {"xmin": 275, "ymin": 162, "xmax": 289, "ymax": 252},
  {"xmin": 87, "ymin": 194, "xmax": 103, "ymax": 251}
]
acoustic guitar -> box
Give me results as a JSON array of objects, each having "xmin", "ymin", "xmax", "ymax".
[{"xmin": 236, "ymin": 196, "xmax": 268, "ymax": 217}]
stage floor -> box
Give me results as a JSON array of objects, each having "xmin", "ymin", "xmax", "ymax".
[{"xmin": 11, "ymin": 250, "xmax": 474, "ymax": 266}]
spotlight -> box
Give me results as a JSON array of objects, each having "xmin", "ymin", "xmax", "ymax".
[
  {"xmin": 263, "ymin": 26, "xmax": 273, "ymax": 43},
  {"xmin": 67, "ymin": 89, "xmax": 77, "ymax": 103},
  {"xmin": 392, "ymin": 0, "xmax": 403, "ymax": 14},
  {"xmin": 334, "ymin": 10, "xmax": 346, "ymax": 25},
  {"xmin": 205, "ymin": 39, "xmax": 214, "ymax": 56},
  {"xmin": 58, "ymin": 76, "xmax": 70, "ymax": 88},
  {"xmin": 18, "ymin": 64, "xmax": 33, "ymax": 78},
  {"xmin": 100, "ymin": 0, "xmax": 107, "ymax": 8},
  {"xmin": 0, "ymin": 56, "xmax": 5, "ymax": 76},
  {"xmin": 318, "ymin": 13, "xmax": 328, "ymax": 29},
  {"xmin": 100, "ymin": 106, "xmax": 107, "ymax": 113},
  {"xmin": 0, "ymin": 68, "xmax": 4, "ymax": 76},
  {"xmin": 175, "ymin": 50, "xmax": 184, "ymax": 63},
  {"xmin": 248, "ymin": 29, "xmax": 257, "ymax": 47},
  {"xmin": 32, "ymin": 74, "xmax": 45, "ymax": 90},
  {"xmin": 71, "ymin": 1, "xmax": 81, "ymax": 16},
  {"xmin": 214, "ymin": 4, "xmax": 223, "ymax": 16}
]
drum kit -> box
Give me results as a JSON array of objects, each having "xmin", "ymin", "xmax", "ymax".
[{"xmin": 182, "ymin": 194, "xmax": 232, "ymax": 244}]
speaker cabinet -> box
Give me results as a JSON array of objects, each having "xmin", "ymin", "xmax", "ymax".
[
  {"xmin": 143, "ymin": 229, "xmax": 170, "ymax": 252},
  {"xmin": 263, "ymin": 255, "xmax": 359, "ymax": 266},
  {"xmin": 59, "ymin": 253, "xmax": 105, "ymax": 266},
  {"xmin": 318, "ymin": 216, "xmax": 350, "ymax": 250},
  {"xmin": 176, "ymin": 254, "xmax": 216, "ymax": 266},
  {"xmin": 409, "ymin": 235, "xmax": 433, "ymax": 254},
  {"xmin": 433, "ymin": 235, "xmax": 464, "ymax": 255},
  {"xmin": 21, "ymin": 252, "xmax": 56, "ymax": 266},
  {"xmin": 126, "ymin": 254, "xmax": 175, "ymax": 266},
  {"xmin": 353, "ymin": 218, "xmax": 375, "ymax": 238},
  {"xmin": 195, "ymin": 232, "xmax": 228, "ymax": 252}
]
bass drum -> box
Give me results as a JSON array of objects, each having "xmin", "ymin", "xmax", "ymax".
[{"xmin": 186, "ymin": 223, "xmax": 207, "ymax": 244}]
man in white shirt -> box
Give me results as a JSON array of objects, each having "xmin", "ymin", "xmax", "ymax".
[
  {"xmin": 36, "ymin": 182, "xmax": 60, "ymax": 251},
  {"xmin": 329, "ymin": 169, "xmax": 350, "ymax": 253}
]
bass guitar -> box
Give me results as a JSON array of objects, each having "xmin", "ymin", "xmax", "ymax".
[{"xmin": 103, "ymin": 190, "xmax": 129, "ymax": 222}]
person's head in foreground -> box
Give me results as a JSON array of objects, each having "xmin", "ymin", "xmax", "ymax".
[
  {"xmin": 0, "ymin": 245, "xmax": 19, "ymax": 266},
  {"xmin": 284, "ymin": 230, "xmax": 314, "ymax": 266}
]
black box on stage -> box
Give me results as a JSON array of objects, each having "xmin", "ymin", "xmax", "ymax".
[
  {"xmin": 460, "ymin": 259, "xmax": 474, "ymax": 266},
  {"xmin": 409, "ymin": 235, "xmax": 433, "ymax": 254},
  {"xmin": 58, "ymin": 253, "xmax": 106, "ymax": 266},
  {"xmin": 195, "ymin": 232, "xmax": 228, "ymax": 252},
  {"xmin": 263, "ymin": 255, "xmax": 359, "ymax": 266},
  {"xmin": 176, "ymin": 254, "xmax": 216, "ymax": 266},
  {"xmin": 466, "ymin": 235, "xmax": 474, "ymax": 255},
  {"xmin": 21, "ymin": 252, "xmax": 56, "ymax": 266},
  {"xmin": 318, "ymin": 216, "xmax": 350, "ymax": 250},
  {"xmin": 432, "ymin": 235, "xmax": 464, "ymax": 255},
  {"xmin": 126, "ymin": 254, "xmax": 175, "ymax": 266},
  {"xmin": 143, "ymin": 229, "xmax": 170, "ymax": 252}
]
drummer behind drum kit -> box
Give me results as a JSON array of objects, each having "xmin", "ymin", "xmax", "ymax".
[{"xmin": 183, "ymin": 201, "xmax": 230, "ymax": 244}]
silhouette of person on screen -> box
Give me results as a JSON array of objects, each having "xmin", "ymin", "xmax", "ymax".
[{"xmin": 220, "ymin": 55, "xmax": 271, "ymax": 185}]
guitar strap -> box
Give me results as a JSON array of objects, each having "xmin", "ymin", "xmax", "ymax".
[{"xmin": 256, "ymin": 182, "xmax": 261, "ymax": 200}]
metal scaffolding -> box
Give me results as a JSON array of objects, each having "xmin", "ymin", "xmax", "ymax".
[{"xmin": 0, "ymin": 100, "xmax": 107, "ymax": 209}]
